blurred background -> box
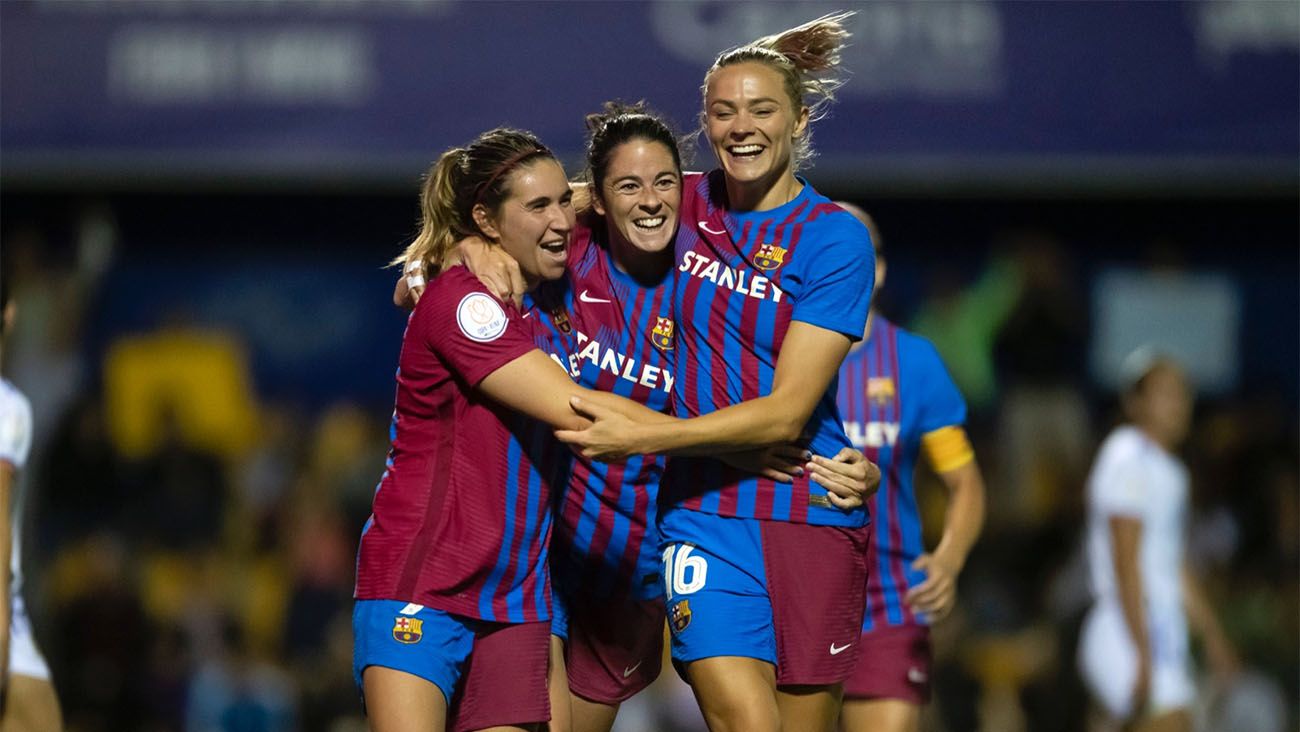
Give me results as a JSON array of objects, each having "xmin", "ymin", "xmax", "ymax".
[{"xmin": 1, "ymin": 1, "xmax": 1296, "ymax": 731}]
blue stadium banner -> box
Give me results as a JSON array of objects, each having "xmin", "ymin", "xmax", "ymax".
[{"xmin": 3, "ymin": 1, "xmax": 1296, "ymax": 185}]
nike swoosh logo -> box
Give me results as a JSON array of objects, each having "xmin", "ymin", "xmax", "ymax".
[
  {"xmin": 521, "ymin": 311, "xmax": 532, "ymax": 318},
  {"xmin": 698, "ymin": 221, "xmax": 726, "ymax": 236},
  {"xmin": 622, "ymin": 660, "xmax": 643, "ymax": 678},
  {"xmin": 829, "ymin": 642, "xmax": 853, "ymax": 655},
  {"xmin": 907, "ymin": 667, "xmax": 928, "ymax": 684},
  {"xmin": 579, "ymin": 289, "xmax": 611, "ymax": 304}
]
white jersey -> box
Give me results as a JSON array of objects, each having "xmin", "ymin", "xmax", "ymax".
[
  {"xmin": 1085, "ymin": 425, "xmax": 1187, "ymax": 617},
  {"xmin": 0, "ymin": 378, "xmax": 33, "ymax": 594}
]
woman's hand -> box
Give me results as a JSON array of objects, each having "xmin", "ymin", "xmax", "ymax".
[
  {"xmin": 393, "ymin": 259, "xmax": 426, "ymax": 310},
  {"xmin": 808, "ymin": 447, "xmax": 881, "ymax": 510},
  {"xmin": 719, "ymin": 444, "xmax": 806, "ymax": 483},
  {"xmin": 453, "ymin": 236, "xmax": 525, "ymax": 307},
  {"xmin": 905, "ymin": 551, "xmax": 961, "ymax": 621},
  {"xmin": 554, "ymin": 396, "xmax": 647, "ymax": 462}
]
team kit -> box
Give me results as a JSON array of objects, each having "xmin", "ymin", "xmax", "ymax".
[{"xmin": 350, "ymin": 12, "xmax": 986, "ymax": 732}]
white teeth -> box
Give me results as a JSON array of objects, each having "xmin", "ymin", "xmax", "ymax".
[
  {"xmin": 633, "ymin": 216, "xmax": 665, "ymax": 230},
  {"xmin": 540, "ymin": 240, "xmax": 566, "ymax": 252},
  {"xmin": 729, "ymin": 144, "xmax": 762, "ymax": 155}
]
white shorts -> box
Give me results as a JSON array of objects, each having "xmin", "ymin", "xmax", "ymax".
[
  {"xmin": 1078, "ymin": 600, "xmax": 1193, "ymax": 719},
  {"xmin": 9, "ymin": 593, "xmax": 51, "ymax": 681}
]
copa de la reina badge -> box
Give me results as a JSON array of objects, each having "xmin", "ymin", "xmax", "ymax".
[{"xmin": 456, "ymin": 292, "xmax": 509, "ymax": 342}]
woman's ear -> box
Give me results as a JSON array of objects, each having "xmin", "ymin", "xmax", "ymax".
[{"xmin": 471, "ymin": 204, "xmax": 500, "ymax": 240}]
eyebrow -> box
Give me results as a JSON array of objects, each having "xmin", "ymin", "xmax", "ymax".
[{"xmin": 710, "ymin": 97, "xmax": 781, "ymax": 108}]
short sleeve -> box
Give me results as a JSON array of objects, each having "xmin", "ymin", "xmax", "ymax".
[
  {"xmin": 417, "ymin": 269, "xmax": 537, "ymax": 388},
  {"xmin": 1094, "ymin": 451, "xmax": 1148, "ymax": 518},
  {"xmin": 909, "ymin": 337, "xmax": 968, "ymax": 433},
  {"xmin": 0, "ymin": 389, "xmax": 32, "ymax": 469},
  {"xmin": 789, "ymin": 222, "xmax": 874, "ymax": 340}
]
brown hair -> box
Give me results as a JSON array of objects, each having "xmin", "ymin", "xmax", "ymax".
[
  {"xmin": 393, "ymin": 128, "xmax": 554, "ymax": 272},
  {"xmin": 584, "ymin": 101, "xmax": 685, "ymax": 196},
  {"xmin": 703, "ymin": 11, "xmax": 852, "ymax": 170}
]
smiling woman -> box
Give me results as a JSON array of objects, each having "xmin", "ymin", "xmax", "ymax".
[{"xmin": 553, "ymin": 13, "xmax": 880, "ymax": 732}]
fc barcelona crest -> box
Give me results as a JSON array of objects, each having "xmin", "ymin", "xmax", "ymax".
[
  {"xmin": 867, "ymin": 377, "xmax": 896, "ymax": 406},
  {"xmin": 550, "ymin": 307, "xmax": 572, "ymax": 334},
  {"xmin": 669, "ymin": 600, "xmax": 692, "ymax": 634},
  {"xmin": 393, "ymin": 616, "xmax": 424, "ymax": 644},
  {"xmin": 650, "ymin": 317, "xmax": 675, "ymax": 351},
  {"xmin": 753, "ymin": 243, "xmax": 787, "ymax": 271}
]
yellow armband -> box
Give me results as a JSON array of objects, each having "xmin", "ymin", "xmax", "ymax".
[{"xmin": 921, "ymin": 426, "xmax": 974, "ymax": 474}]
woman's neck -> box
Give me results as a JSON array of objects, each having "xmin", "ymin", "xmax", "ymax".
[
  {"xmin": 607, "ymin": 227, "xmax": 672, "ymax": 286},
  {"xmin": 725, "ymin": 170, "xmax": 803, "ymax": 212}
]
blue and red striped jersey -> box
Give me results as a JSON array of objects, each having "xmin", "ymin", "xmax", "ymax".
[
  {"xmin": 837, "ymin": 317, "xmax": 967, "ymax": 629},
  {"xmin": 663, "ymin": 171, "xmax": 875, "ymax": 527},
  {"xmin": 550, "ymin": 220, "xmax": 675, "ymax": 602},
  {"xmin": 355, "ymin": 266, "xmax": 571, "ymax": 623}
]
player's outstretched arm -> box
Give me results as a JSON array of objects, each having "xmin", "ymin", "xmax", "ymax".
[
  {"xmin": 478, "ymin": 350, "xmax": 670, "ymax": 434},
  {"xmin": 558, "ymin": 320, "xmax": 851, "ymax": 458}
]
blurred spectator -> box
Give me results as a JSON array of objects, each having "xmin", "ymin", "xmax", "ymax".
[
  {"xmin": 994, "ymin": 231, "xmax": 1091, "ymax": 528},
  {"xmin": 911, "ymin": 256, "xmax": 1021, "ymax": 415},
  {"xmin": 185, "ymin": 616, "xmax": 297, "ymax": 732}
]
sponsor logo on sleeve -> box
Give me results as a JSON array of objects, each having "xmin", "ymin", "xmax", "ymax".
[{"xmin": 456, "ymin": 292, "xmax": 509, "ymax": 342}]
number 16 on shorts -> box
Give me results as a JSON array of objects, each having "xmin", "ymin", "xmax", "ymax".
[{"xmin": 662, "ymin": 544, "xmax": 708, "ymax": 600}]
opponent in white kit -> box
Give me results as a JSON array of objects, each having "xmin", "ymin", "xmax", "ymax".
[
  {"xmin": 0, "ymin": 277, "xmax": 63, "ymax": 731},
  {"xmin": 1079, "ymin": 349, "xmax": 1236, "ymax": 732}
]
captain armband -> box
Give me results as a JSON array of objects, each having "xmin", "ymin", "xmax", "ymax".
[{"xmin": 921, "ymin": 426, "xmax": 974, "ymax": 474}]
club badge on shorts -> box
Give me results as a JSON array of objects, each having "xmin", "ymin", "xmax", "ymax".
[
  {"xmin": 393, "ymin": 616, "xmax": 424, "ymax": 644},
  {"xmin": 669, "ymin": 600, "xmax": 692, "ymax": 634}
]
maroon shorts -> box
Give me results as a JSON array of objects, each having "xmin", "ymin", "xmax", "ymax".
[
  {"xmin": 763, "ymin": 519, "xmax": 872, "ymax": 686},
  {"xmin": 841, "ymin": 623, "xmax": 932, "ymax": 704},
  {"xmin": 449, "ymin": 619, "xmax": 551, "ymax": 732},
  {"xmin": 562, "ymin": 591, "xmax": 665, "ymax": 705}
]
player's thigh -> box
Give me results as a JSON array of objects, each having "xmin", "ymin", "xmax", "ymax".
[
  {"xmin": 2, "ymin": 674, "xmax": 62, "ymax": 732},
  {"xmin": 548, "ymin": 634, "xmax": 573, "ymax": 732},
  {"xmin": 363, "ymin": 665, "xmax": 447, "ymax": 732},
  {"xmin": 775, "ymin": 683, "xmax": 842, "ymax": 732},
  {"xmin": 685, "ymin": 655, "xmax": 780, "ymax": 732},
  {"xmin": 840, "ymin": 697, "xmax": 921, "ymax": 732},
  {"xmin": 570, "ymin": 694, "xmax": 619, "ymax": 732}
]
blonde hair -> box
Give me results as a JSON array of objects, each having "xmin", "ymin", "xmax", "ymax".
[
  {"xmin": 393, "ymin": 128, "xmax": 554, "ymax": 273},
  {"xmin": 703, "ymin": 11, "xmax": 852, "ymax": 170}
]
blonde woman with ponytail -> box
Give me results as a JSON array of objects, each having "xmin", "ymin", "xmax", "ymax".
[{"xmin": 555, "ymin": 13, "xmax": 882, "ymax": 732}]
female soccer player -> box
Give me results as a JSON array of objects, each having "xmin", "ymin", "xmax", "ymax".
[
  {"xmin": 0, "ymin": 276, "xmax": 64, "ymax": 732},
  {"xmin": 398, "ymin": 105, "xmax": 876, "ymax": 732},
  {"xmin": 367, "ymin": 124, "xmax": 874, "ymax": 732},
  {"xmin": 354, "ymin": 127, "xmax": 624, "ymax": 732},
  {"xmin": 832, "ymin": 205, "xmax": 986, "ymax": 732},
  {"xmin": 558, "ymin": 13, "xmax": 878, "ymax": 732},
  {"xmin": 1078, "ymin": 351, "xmax": 1236, "ymax": 732}
]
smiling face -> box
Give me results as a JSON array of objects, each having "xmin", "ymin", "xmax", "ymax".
[
  {"xmin": 704, "ymin": 61, "xmax": 809, "ymax": 206},
  {"xmin": 474, "ymin": 157, "xmax": 575, "ymax": 289},
  {"xmin": 592, "ymin": 138, "xmax": 681, "ymax": 255}
]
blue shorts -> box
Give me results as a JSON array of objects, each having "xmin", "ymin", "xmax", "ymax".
[
  {"xmin": 352, "ymin": 599, "xmax": 476, "ymax": 703},
  {"xmin": 658, "ymin": 509, "xmax": 870, "ymax": 685}
]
